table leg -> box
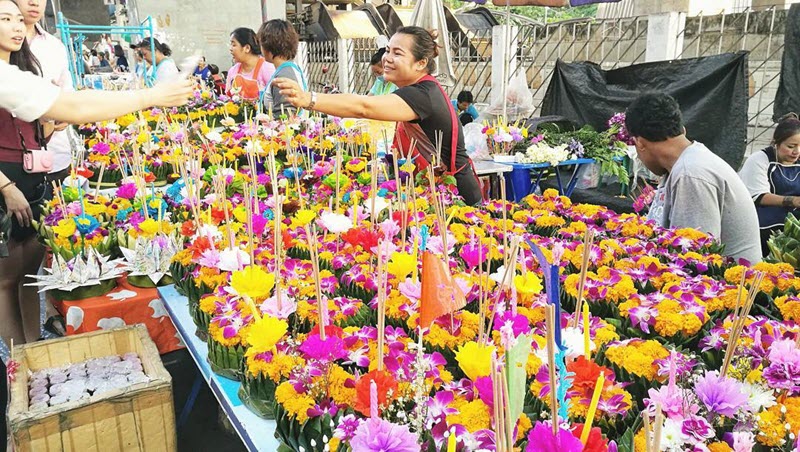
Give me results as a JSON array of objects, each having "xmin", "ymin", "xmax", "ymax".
[
  {"xmin": 564, "ymin": 163, "xmax": 585, "ymax": 197},
  {"xmin": 178, "ymin": 373, "xmax": 203, "ymax": 428}
]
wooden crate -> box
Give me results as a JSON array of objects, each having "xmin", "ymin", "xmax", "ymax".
[{"xmin": 9, "ymin": 325, "xmax": 176, "ymax": 452}]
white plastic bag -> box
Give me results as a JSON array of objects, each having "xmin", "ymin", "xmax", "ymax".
[
  {"xmin": 576, "ymin": 162, "xmax": 600, "ymax": 189},
  {"xmin": 486, "ymin": 73, "xmax": 535, "ymax": 120},
  {"xmin": 464, "ymin": 122, "xmax": 491, "ymax": 160}
]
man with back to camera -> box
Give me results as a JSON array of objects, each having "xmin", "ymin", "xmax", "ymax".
[{"xmin": 625, "ymin": 92, "xmax": 761, "ymax": 264}]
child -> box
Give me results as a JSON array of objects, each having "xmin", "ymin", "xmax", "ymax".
[
  {"xmin": 452, "ymin": 90, "xmax": 480, "ymax": 125},
  {"xmin": 208, "ymin": 64, "xmax": 226, "ymax": 96}
]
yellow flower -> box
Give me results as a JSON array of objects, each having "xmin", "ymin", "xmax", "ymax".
[
  {"xmin": 137, "ymin": 218, "xmax": 160, "ymax": 237},
  {"xmin": 455, "ymin": 341, "xmax": 495, "ymax": 381},
  {"xmin": 52, "ymin": 219, "xmax": 76, "ymax": 237},
  {"xmin": 514, "ymin": 273, "xmax": 543, "ymax": 296},
  {"xmin": 275, "ymin": 381, "xmax": 314, "ymax": 424},
  {"xmin": 230, "ymin": 265, "xmax": 275, "ymax": 300},
  {"xmin": 387, "ymin": 252, "xmax": 416, "ymax": 280},
  {"xmin": 707, "ymin": 442, "xmax": 733, "ymax": 452},
  {"xmin": 446, "ymin": 399, "xmax": 491, "ymax": 433},
  {"xmin": 246, "ymin": 316, "xmax": 288, "ymax": 354},
  {"xmin": 295, "ymin": 209, "xmax": 316, "ymax": 226}
]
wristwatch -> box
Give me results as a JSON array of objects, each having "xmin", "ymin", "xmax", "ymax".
[
  {"xmin": 307, "ymin": 91, "xmax": 318, "ymax": 110},
  {"xmin": 783, "ymin": 196, "xmax": 794, "ymax": 208}
]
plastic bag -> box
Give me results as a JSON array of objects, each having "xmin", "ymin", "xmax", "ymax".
[
  {"xmin": 576, "ymin": 162, "xmax": 600, "ymax": 189},
  {"xmin": 464, "ymin": 122, "xmax": 491, "ymax": 160},
  {"xmin": 486, "ymin": 73, "xmax": 535, "ymax": 120}
]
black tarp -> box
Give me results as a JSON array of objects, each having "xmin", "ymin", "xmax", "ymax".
[
  {"xmin": 541, "ymin": 52, "xmax": 749, "ymax": 169},
  {"xmin": 774, "ymin": 4, "xmax": 800, "ymax": 122}
]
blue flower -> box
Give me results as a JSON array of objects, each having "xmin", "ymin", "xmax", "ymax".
[{"xmin": 73, "ymin": 214, "xmax": 100, "ymax": 235}]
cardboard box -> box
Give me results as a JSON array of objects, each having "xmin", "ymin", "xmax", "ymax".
[{"xmin": 8, "ymin": 325, "xmax": 176, "ymax": 452}]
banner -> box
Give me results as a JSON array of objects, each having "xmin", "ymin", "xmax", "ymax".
[{"xmin": 541, "ymin": 52, "xmax": 750, "ymax": 169}]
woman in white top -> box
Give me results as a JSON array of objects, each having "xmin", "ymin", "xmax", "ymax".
[
  {"xmin": 739, "ymin": 113, "xmax": 800, "ymax": 256},
  {"xmin": 135, "ymin": 37, "xmax": 178, "ymax": 86}
]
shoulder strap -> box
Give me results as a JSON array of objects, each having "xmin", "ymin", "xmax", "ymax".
[
  {"xmin": 253, "ymin": 58, "xmax": 265, "ymax": 79},
  {"xmin": 419, "ymin": 75, "xmax": 461, "ymax": 173}
]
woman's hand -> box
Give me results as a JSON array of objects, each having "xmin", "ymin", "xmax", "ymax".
[
  {"xmin": 274, "ymin": 78, "xmax": 311, "ymax": 108},
  {"xmin": 1, "ymin": 185, "xmax": 32, "ymax": 227},
  {"xmin": 792, "ymin": 196, "xmax": 800, "ymax": 209}
]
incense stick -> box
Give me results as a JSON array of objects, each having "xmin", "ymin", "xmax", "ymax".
[
  {"xmin": 546, "ymin": 304, "xmax": 559, "ymax": 436},
  {"xmin": 572, "ymin": 228, "xmax": 595, "ymax": 327}
]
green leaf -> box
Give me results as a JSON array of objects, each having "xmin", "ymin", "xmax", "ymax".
[{"xmin": 506, "ymin": 334, "xmax": 532, "ymax": 424}]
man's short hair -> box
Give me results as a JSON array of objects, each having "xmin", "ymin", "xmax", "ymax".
[
  {"xmin": 625, "ymin": 92, "xmax": 684, "ymax": 142},
  {"xmin": 257, "ymin": 20, "xmax": 299, "ymax": 60},
  {"xmin": 457, "ymin": 90, "xmax": 473, "ymax": 104}
]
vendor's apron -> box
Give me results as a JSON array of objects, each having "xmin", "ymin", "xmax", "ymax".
[
  {"xmin": 757, "ymin": 146, "xmax": 800, "ymax": 229},
  {"xmin": 230, "ymin": 58, "xmax": 266, "ymax": 100},
  {"xmin": 391, "ymin": 75, "xmax": 484, "ymax": 202}
]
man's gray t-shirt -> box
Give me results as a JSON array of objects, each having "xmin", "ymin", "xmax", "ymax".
[
  {"xmin": 262, "ymin": 63, "xmax": 305, "ymax": 116},
  {"xmin": 654, "ymin": 142, "xmax": 761, "ymax": 264}
]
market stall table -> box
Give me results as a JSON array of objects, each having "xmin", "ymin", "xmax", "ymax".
[
  {"xmin": 158, "ymin": 284, "xmax": 280, "ymax": 452},
  {"xmin": 473, "ymin": 159, "xmax": 513, "ymax": 199},
  {"xmin": 51, "ymin": 277, "xmax": 183, "ymax": 355},
  {"xmin": 500, "ymin": 158, "xmax": 598, "ymax": 202}
]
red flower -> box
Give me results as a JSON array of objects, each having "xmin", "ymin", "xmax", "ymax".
[
  {"xmin": 353, "ymin": 369, "xmax": 398, "ymax": 417},
  {"xmin": 180, "ymin": 220, "xmax": 197, "ymax": 238},
  {"xmin": 342, "ymin": 228, "xmax": 379, "ymax": 253},
  {"xmin": 309, "ymin": 324, "xmax": 344, "ymax": 339},
  {"xmin": 392, "ymin": 210, "xmax": 411, "ymax": 227},
  {"xmin": 210, "ymin": 208, "xmax": 226, "ymax": 225},
  {"xmin": 144, "ymin": 172, "xmax": 156, "ymax": 183},
  {"xmin": 75, "ymin": 167, "xmax": 94, "ymax": 178},
  {"xmin": 571, "ymin": 424, "xmax": 608, "ymax": 452},
  {"xmin": 189, "ymin": 236, "xmax": 212, "ymax": 259},
  {"xmin": 568, "ymin": 356, "xmax": 613, "ymax": 398}
]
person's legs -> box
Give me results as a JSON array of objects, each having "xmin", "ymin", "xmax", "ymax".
[
  {"xmin": 0, "ymin": 239, "xmax": 28, "ymax": 345},
  {"xmin": 18, "ymin": 236, "xmax": 45, "ymax": 342}
]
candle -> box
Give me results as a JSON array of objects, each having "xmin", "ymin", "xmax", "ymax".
[
  {"xmin": 583, "ymin": 303, "xmax": 591, "ymax": 359},
  {"xmin": 580, "ymin": 373, "xmax": 605, "ymax": 445},
  {"xmin": 447, "ymin": 430, "xmax": 456, "ymax": 452},
  {"xmin": 370, "ymin": 380, "xmax": 378, "ymax": 419}
]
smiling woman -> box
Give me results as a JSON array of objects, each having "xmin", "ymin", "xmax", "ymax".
[
  {"xmin": 273, "ymin": 26, "xmax": 484, "ymax": 206},
  {"xmin": 0, "ymin": 0, "xmax": 50, "ymax": 344}
]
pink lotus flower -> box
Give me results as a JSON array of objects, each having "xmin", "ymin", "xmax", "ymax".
[{"xmin": 350, "ymin": 418, "xmax": 418, "ymax": 452}]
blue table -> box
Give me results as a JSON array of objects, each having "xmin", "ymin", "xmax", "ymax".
[
  {"xmin": 500, "ymin": 158, "xmax": 596, "ymax": 202},
  {"xmin": 158, "ymin": 285, "xmax": 280, "ymax": 452}
]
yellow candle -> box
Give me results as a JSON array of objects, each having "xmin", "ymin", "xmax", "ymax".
[
  {"xmin": 447, "ymin": 431, "xmax": 456, "ymax": 452},
  {"xmin": 583, "ymin": 303, "xmax": 591, "ymax": 359},
  {"xmin": 243, "ymin": 295, "xmax": 262, "ymax": 322},
  {"xmin": 580, "ymin": 373, "xmax": 605, "ymax": 445}
]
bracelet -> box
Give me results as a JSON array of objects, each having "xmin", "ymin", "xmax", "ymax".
[
  {"xmin": 783, "ymin": 196, "xmax": 794, "ymax": 207},
  {"xmin": 0, "ymin": 181, "xmax": 15, "ymax": 192},
  {"xmin": 307, "ymin": 91, "xmax": 318, "ymax": 110}
]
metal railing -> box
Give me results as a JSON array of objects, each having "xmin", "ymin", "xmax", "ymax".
[
  {"xmin": 676, "ymin": 6, "xmax": 787, "ymax": 154},
  {"xmin": 301, "ymin": 6, "xmax": 787, "ymax": 154}
]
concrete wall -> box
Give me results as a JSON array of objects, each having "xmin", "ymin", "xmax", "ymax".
[{"xmin": 133, "ymin": 0, "xmax": 263, "ymax": 72}]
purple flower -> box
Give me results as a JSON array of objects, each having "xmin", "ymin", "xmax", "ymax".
[
  {"xmin": 525, "ymin": 422, "xmax": 583, "ymax": 452},
  {"xmin": 681, "ymin": 415, "xmax": 715, "ymax": 444},
  {"xmin": 762, "ymin": 338, "xmax": 800, "ymax": 393},
  {"xmin": 334, "ymin": 414, "xmax": 361, "ymax": 442},
  {"xmin": 349, "ymin": 418, "xmax": 418, "ymax": 452},
  {"xmin": 694, "ymin": 371, "xmax": 748, "ymax": 417}
]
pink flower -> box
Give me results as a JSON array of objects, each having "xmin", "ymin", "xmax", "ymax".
[
  {"xmin": 525, "ymin": 422, "xmax": 583, "ymax": 452},
  {"xmin": 350, "ymin": 418, "xmax": 418, "ymax": 452}
]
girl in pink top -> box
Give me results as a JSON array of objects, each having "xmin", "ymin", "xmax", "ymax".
[{"xmin": 226, "ymin": 27, "xmax": 274, "ymax": 99}]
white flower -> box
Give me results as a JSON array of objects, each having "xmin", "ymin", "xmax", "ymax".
[
  {"xmin": 218, "ymin": 247, "xmax": 251, "ymax": 272},
  {"xmin": 193, "ymin": 224, "xmax": 222, "ymax": 241},
  {"xmin": 516, "ymin": 142, "xmax": 570, "ymax": 166},
  {"xmin": 363, "ymin": 196, "xmax": 390, "ymax": 218},
  {"xmin": 319, "ymin": 211, "xmax": 351, "ymax": 234},
  {"xmin": 220, "ymin": 117, "xmax": 236, "ymax": 128},
  {"xmin": 743, "ymin": 381, "xmax": 776, "ymax": 412},
  {"xmin": 205, "ymin": 130, "xmax": 223, "ymax": 143},
  {"xmin": 660, "ymin": 418, "xmax": 690, "ymax": 451}
]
